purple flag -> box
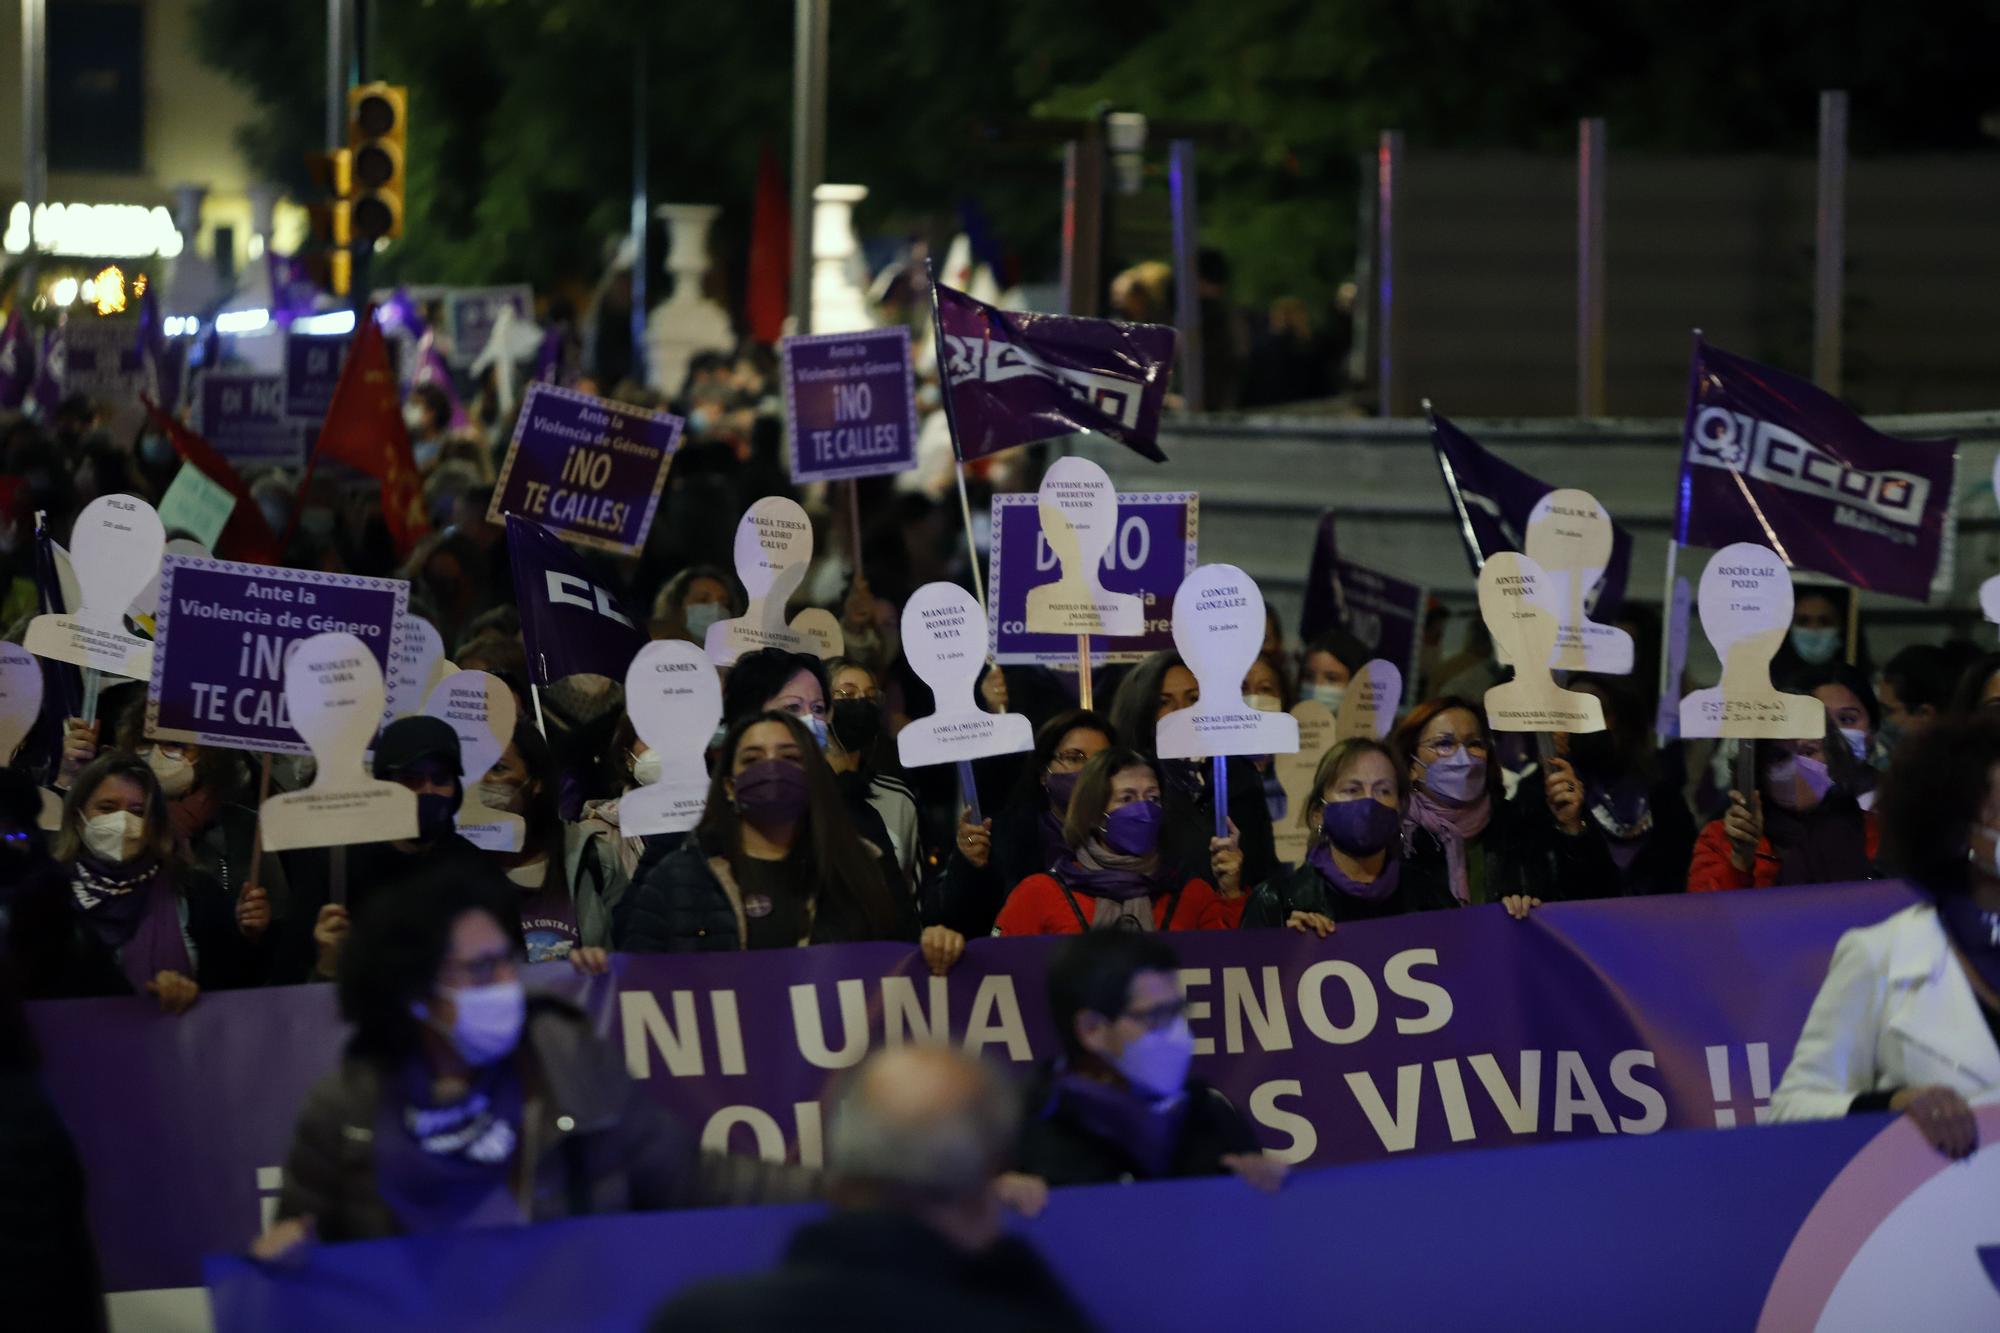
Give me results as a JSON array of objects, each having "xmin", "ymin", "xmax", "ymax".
[
  {"xmin": 1429, "ymin": 408, "xmax": 1633, "ymax": 617},
  {"xmin": 133, "ymin": 289, "xmax": 184, "ymax": 415},
  {"xmin": 1299, "ymin": 513, "xmax": 1424, "ymax": 688},
  {"xmin": 29, "ymin": 321, "xmax": 65, "ymax": 421},
  {"xmin": 1678, "ymin": 338, "xmax": 1957, "ymax": 602},
  {"xmin": 0, "ymin": 309, "xmax": 33, "ymax": 409},
  {"xmin": 530, "ymin": 323, "xmax": 563, "ymax": 387},
  {"xmin": 931, "ymin": 279, "xmax": 1176, "ymax": 463},
  {"xmin": 506, "ymin": 514, "xmax": 646, "ymax": 684},
  {"xmin": 412, "ymin": 329, "xmax": 470, "ymax": 429},
  {"xmin": 379, "ymin": 285, "xmax": 425, "ymax": 340}
]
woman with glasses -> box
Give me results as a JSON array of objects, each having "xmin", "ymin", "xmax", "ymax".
[
  {"xmin": 1017, "ymin": 929, "xmax": 1282, "ymax": 1189},
  {"xmin": 254, "ymin": 870, "xmax": 813, "ymax": 1251},
  {"xmin": 822, "ymin": 657, "xmax": 922, "ymax": 890},
  {"xmin": 934, "ymin": 710, "xmax": 1116, "ymax": 937},
  {"xmin": 993, "ymin": 746, "xmax": 1241, "ymax": 935},
  {"xmin": 1391, "ymin": 696, "xmax": 1592, "ymax": 916}
]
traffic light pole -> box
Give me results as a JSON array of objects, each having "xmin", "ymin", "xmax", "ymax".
[{"xmin": 790, "ymin": 0, "xmax": 829, "ymax": 335}]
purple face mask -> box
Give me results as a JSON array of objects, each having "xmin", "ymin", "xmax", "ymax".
[
  {"xmin": 1322, "ymin": 798, "xmax": 1401, "ymax": 856},
  {"xmin": 733, "ymin": 758, "xmax": 810, "ymax": 827},
  {"xmin": 1766, "ymin": 753, "xmax": 1836, "ymax": 811},
  {"xmin": 1102, "ymin": 801, "xmax": 1165, "ymax": 856},
  {"xmin": 1421, "ymin": 746, "xmax": 1487, "ymax": 804},
  {"xmin": 1046, "ymin": 769, "xmax": 1080, "ymax": 813}
]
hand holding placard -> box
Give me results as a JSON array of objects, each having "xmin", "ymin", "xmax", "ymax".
[
  {"xmin": 1478, "ymin": 552, "xmax": 1604, "ymax": 734},
  {"xmin": 25, "ymin": 494, "xmax": 162, "ymax": 680},
  {"xmin": 1678, "ymin": 542, "xmax": 1826, "ymax": 739},
  {"xmin": 1155, "ymin": 565, "xmax": 1299, "ymax": 760},
  {"xmin": 424, "ymin": 670, "xmax": 522, "ymax": 852},
  {"xmin": 1335, "ymin": 659, "xmax": 1402, "ymax": 742},
  {"xmin": 1524, "ymin": 488, "xmax": 1634, "ymax": 673},
  {"xmin": 705, "ymin": 496, "xmax": 846, "ymax": 665},
  {"xmin": 897, "ymin": 582, "xmax": 1033, "ymax": 766},
  {"xmin": 259, "ymin": 632, "xmax": 418, "ymax": 851},
  {"xmin": 1272, "ymin": 700, "xmax": 1338, "ymax": 866},
  {"xmin": 1023, "ymin": 456, "xmax": 1144, "ymax": 637},
  {"xmin": 620, "ymin": 639, "xmax": 723, "ymax": 835}
]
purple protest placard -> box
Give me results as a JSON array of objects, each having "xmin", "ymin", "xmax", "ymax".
[
  {"xmin": 146, "ymin": 556, "xmax": 408, "ymax": 754},
  {"xmin": 284, "ymin": 331, "xmax": 350, "ymax": 422},
  {"xmin": 1679, "ymin": 338, "xmax": 1958, "ymax": 601},
  {"xmin": 34, "ymin": 881, "xmax": 1910, "ymax": 1294},
  {"xmin": 194, "ymin": 372, "xmax": 304, "ymax": 470},
  {"xmin": 988, "ymin": 489, "xmax": 1197, "ymax": 665},
  {"xmin": 781, "ymin": 326, "xmax": 918, "ymax": 483},
  {"xmin": 488, "ymin": 382, "xmax": 682, "ymax": 556},
  {"xmin": 446, "ymin": 285, "xmax": 531, "ymax": 366}
]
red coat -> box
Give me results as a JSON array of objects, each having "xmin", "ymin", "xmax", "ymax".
[
  {"xmin": 994, "ymin": 872, "xmax": 1238, "ymax": 936},
  {"xmin": 1687, "ymin": 812, "xmax": 1880, "ymax": 891}
]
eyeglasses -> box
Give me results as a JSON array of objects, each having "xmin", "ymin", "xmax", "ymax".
[
  {"xmin": 440, "ymin": 949, "xmax": 523, "ymax": 988},
  {"xmin": 1121, "ymin": 997, "xmax": 1187, "ymax": 1032},
  {"xmin": 1049, "ymin": 749, "xmax": 1092, "ymax": 770},
  {"xmin": 832, "ymin": 686, "xmax": 882, "ymax": 702},
  {"xmin": 1423, "ymin": 734, "xmax": 1490, "ymax": 759}
]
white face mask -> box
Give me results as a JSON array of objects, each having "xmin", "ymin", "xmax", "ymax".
[
  {"xmin": 473, "ymin": 779, "xmax": 523, "ymax": 814},
  {"xmin": 145, "ymin": 747, "xmax": 196, "ymax": 799},
  {"xmin": 631, "ymin": 750, "xmax": 663, "ymax": 787},
  {"xmin": 683, "ymin": 602, "xmax": 725, "ymax": 638},
  {"xmin": 1838, "ymin": 727, "xmax": 1870, "ymax": 761},
  {"xmin": 1113, "ymin": 1016, "xmax": 1195, "ymax": 1100},
  {"xmin": 415, "ymin": 981, "xmax": 526, "ymax": 1067},
  {"xmin": 1308, "ymin": 682, "xmax": 1347, "ymax": 712},
  {"xmin": 1244, "ymin": 692, "xmax": 1282, "ymax": 713},
  {"xmin": 83, "ymin": 811, "xmax": 147, "ymax": 863}
]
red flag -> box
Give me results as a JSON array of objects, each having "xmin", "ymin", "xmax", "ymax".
[
  {"xmin": 745, "ymin": 144, "xmax": 790, "ymax": 345},
  {"xmin": 310, "ymin": 304, "xmax": 429, "ymax": 555},
  {"xmin": 141, "ymin": 396, "xmax": 284, "ymax": 565}
]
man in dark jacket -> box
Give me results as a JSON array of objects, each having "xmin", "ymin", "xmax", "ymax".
[
  {"xmin": 653, "ymin": 1045, "xmax": 1094, "ymax": 1333},
  {"xmin": 1017, "ymin": 930, "xmax": 1285, "ymax": 1191}
]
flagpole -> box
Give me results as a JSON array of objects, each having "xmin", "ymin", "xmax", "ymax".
[
  {"xmin": 925, "ymin": 257, "xmax": 988, "ymax": 615},
  {"xmin": 1077, "ymin": 635, "xmax": 1093, "ymax": 709},
  {"xmin": 1425, "ymin": 399, "xmax": 1488, "ymax": 575},
  {"xmin": 1655, "ymin": 536, "xmax": 1680, "ymax": 743}
]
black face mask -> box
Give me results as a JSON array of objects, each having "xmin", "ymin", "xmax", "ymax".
[
  {"xmin": 1566, "ymin": 731, "xmax": 1623, "ymax": 778},
  {"xmin": 416, "ymin": 791, "xmax": 459, "ymax": 840},
  {"xmin": 831, "ymin": 698, "xmax": 882, "ymax": 755}
]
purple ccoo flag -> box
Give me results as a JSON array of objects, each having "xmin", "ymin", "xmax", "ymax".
[
  {"xmin": 506, "ymin": 514, "xmax": 646, "ymax": 685},
  {"xmin": 133, "ymin": 288, "xmax": 185, "ymax": 415},
  {"xmin": 1677, "ymin": 338, "xmax": 1957, "ymax": 601},
  {"xmin": 931, "ymin": 279, "xmax": 1176, "ymax": 463},
  {"xmin": 0, "ymin": 309, "xmax": 33, "ymax": 409},
  {"xmin": 413, "ymin": 329, "xmax": 470, "ymax": 429},
  {"xmin": 29, "ymin": 321, "xmax": 66, "ymax": 421},
  {"xmin": 1428, "ymin": 407, "xmax": 1633, "ymax": 617}
]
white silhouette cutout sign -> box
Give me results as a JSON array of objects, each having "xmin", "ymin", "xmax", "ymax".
[
  {"xmin": 1524, "ymin": 488, "xmax": 1634, "ymax": 673},
  {"xmin": 1335, "ymin": 659, "xmax": 1402, "ymax": 742},
  {"xmin": 1272, "ymin": 699, "xmax": 1339, "ymax": 866},
  {"xmin": 1478, "ymin": 552, "xmax": 1605, "ymax": 733},
  {"xmin": 24, "ymin": 494, "xmax": 163, "ymax": 679},
  {"xmin": 1156, "ymin": 564, "xmax": 1299, "ymax": 760},
  {"xmin": 259, "ymin": 632, "xmax": 418, "ymax": 851},
  {"xmin": 1982, "ymin": 455, "xmax": 2000, "ymax": 633},
  {"xmin": 424, "ymin": 669, "xmax": 523, "ymax": 852},
  {"xmin": 1023, "ymin": 455, "xmax": 1144, "ymax": 637},
  {"xmin": 1678, "ymin": 542, "xmax": 1825, "ymax": 739},
  {"xmin": 705, "ymin": 496, "xmax": 845, "ymax": 665},
  {"xmin": 897, "ymin": 581, "xmax": 1033, "ymax": 766},
  {"xmin": 621, "ymin": 639, "xmax": 723, "ymax": 836},
  {"xmin": 386, "ymin": 617, "xmax": 447, "ymax": 720}
]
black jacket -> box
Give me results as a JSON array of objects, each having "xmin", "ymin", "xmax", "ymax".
[
  {"xmin": 272, "ymin": 832, "xmax": 491, "ymax": 983},
  {"xmin": 1556, "ymin": 776, "xmax": 1698, "ymax": 898},
  {"xmin": 26, "ymin": 861, "xmax": 262, "ymax": 999},
  {"xmin": 1016, "ymin": 1071, "xmax": 1259, "ymax": 1187},
  {"xmin": 1159, "ymin": 755, "xmax": 1278, "ymax": 894},
  {"xmin": 651, "ymin": 1209, "xmax": 1097, "ymax": 1333},
  {"xmin": 1400, "ymin": 787, "xmax": 1605, "ymax": 907},
  {"xmin": 621, "ymin": 835, "xmax": 913, "ymax": 953},
  {"xmin": 0, "ymin": 1070, "xmax": 106, "ymax": 1332},
  {"xmin": 1241, "ymin": 856, "xmax": 1449, "ymax": 927},
  {"xmin": 929, "ymin": 801, "xmax": 1062, "ymax": 939}
]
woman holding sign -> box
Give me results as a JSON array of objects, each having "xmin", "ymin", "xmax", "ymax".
[
  {"xmin": 48, "ymin": 753, "xmax": 265, "ymax": 1011},
  {"xmin": 1241, "ymin": 739, "xmax": 1419, "ymax": 931},
  {"xmin": 994, "ymin": 747, "xmax": 1240, "ymax": 936},
  {"xmin": 621, "ymin": 712, "xmax": 915, "ymax": 954}
]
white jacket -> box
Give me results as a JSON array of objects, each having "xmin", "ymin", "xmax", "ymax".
[{"xmin": 1771, "ymin": 903, "xmax": 2000, "ymax": 1121}]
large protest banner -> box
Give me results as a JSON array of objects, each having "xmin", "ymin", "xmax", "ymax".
[
  {"xmin": 489, "ymin": 382, "xmax": 682, "ymax": 555},
  {"xmin": 146, "ymin": 557, "xmax": 408, "ymax": 753},
  {"xmin": 988, "ymin": 490, "xmax": 1197, "ymax": 665},
  {"xmin": 33, "ymin": 881, "xmax": 1907, "ymax": 1294},
  {"xmin": 781, "ymin": 326, "xmax": 919, "ymax": 483},
  {"xmin": 206, "ymin": 1105, "xmax": 2000, "ymax": 1333},
  {"xmin": 194, "ymin": 372, "xmax": 304, "ymax": 470}
]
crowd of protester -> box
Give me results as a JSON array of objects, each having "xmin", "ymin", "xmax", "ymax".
[{"xmin": 3, "ymin": 315, "xmax": 1997, "ymax": 1326}]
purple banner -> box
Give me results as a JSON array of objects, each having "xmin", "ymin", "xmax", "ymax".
[
  {"xmin": 284, "ymin": 332, "xmax": 350, "ymax": 423},
  {"xmin": 781, "ymin": 326, "xmax": 919, "ymax": 483},
  {"xmin": 987, "ymin": 490, "xmax": 1197, "ymax": 665},
  {"xmin": 934, "ymin": 281, "xmax": 1176, "ymax": 463},
  {"xmin": 1429, "ymin": 410, "xmax": 1632, "ymax": 616},
  {"xmin": 1678, "ymin": 338, "xmax": 1958, "ymax": 601},
  {"xmin": 207, "ymin": 1107, "xmax": 1999, "ymax": 1333},
  {"xmin": 33, "ymin": 882, "xmax": 1911, "ymax": 1293},
  {"xmin": 146, "ymin": 556, "xmax": 409, "ymax": 755},
  {"xmin": 195, "ymin": 372, "xmax": 305, "ymax": 470},
  {"xmin": 505, "ymin": 515, "xmax": 647, "ymax": 685},
  {"xmin": 489, "ymin": 382, "xmax": 682, "ymax": 556}
]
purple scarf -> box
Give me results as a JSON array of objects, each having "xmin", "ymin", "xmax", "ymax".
[
  {"xmin": 373, "ymin": 1058, "xmax": 528, "ymax": 1234},
  {"xmin": 1306, "ymin": 842, "xmax": 1401, "ymax": 903},
  {"xmin": 1053, "ymin": 839, "xmax": 1162, "ymax": 903},
  {"xmin": 1042, "ymin": 1069, "xmax": 1187, "ymax": 1178},
  {"xmin": 1403, "ymin": 787, "xmax": 1492, "ymax": 906},
  {"xmin": 1933, "ymin": 894, "xmax": 2000, "ymax": 1004},
  {"xmin": 68, "ymin": 854, "xmax": 194, "ymax": 993}
]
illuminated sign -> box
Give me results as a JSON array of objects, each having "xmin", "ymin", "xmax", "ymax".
[{"xmin": 3, "ymin": 201, "xmax": 184, "ymax": 258}]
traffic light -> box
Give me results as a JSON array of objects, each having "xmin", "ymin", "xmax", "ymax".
[
  {"xmin": 302, "ymin": 147, "xmax": 352, "ymax": 296},
  {"xmin": 347, "ymin": 82, "xmax": 407, "ymax": 241}
]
